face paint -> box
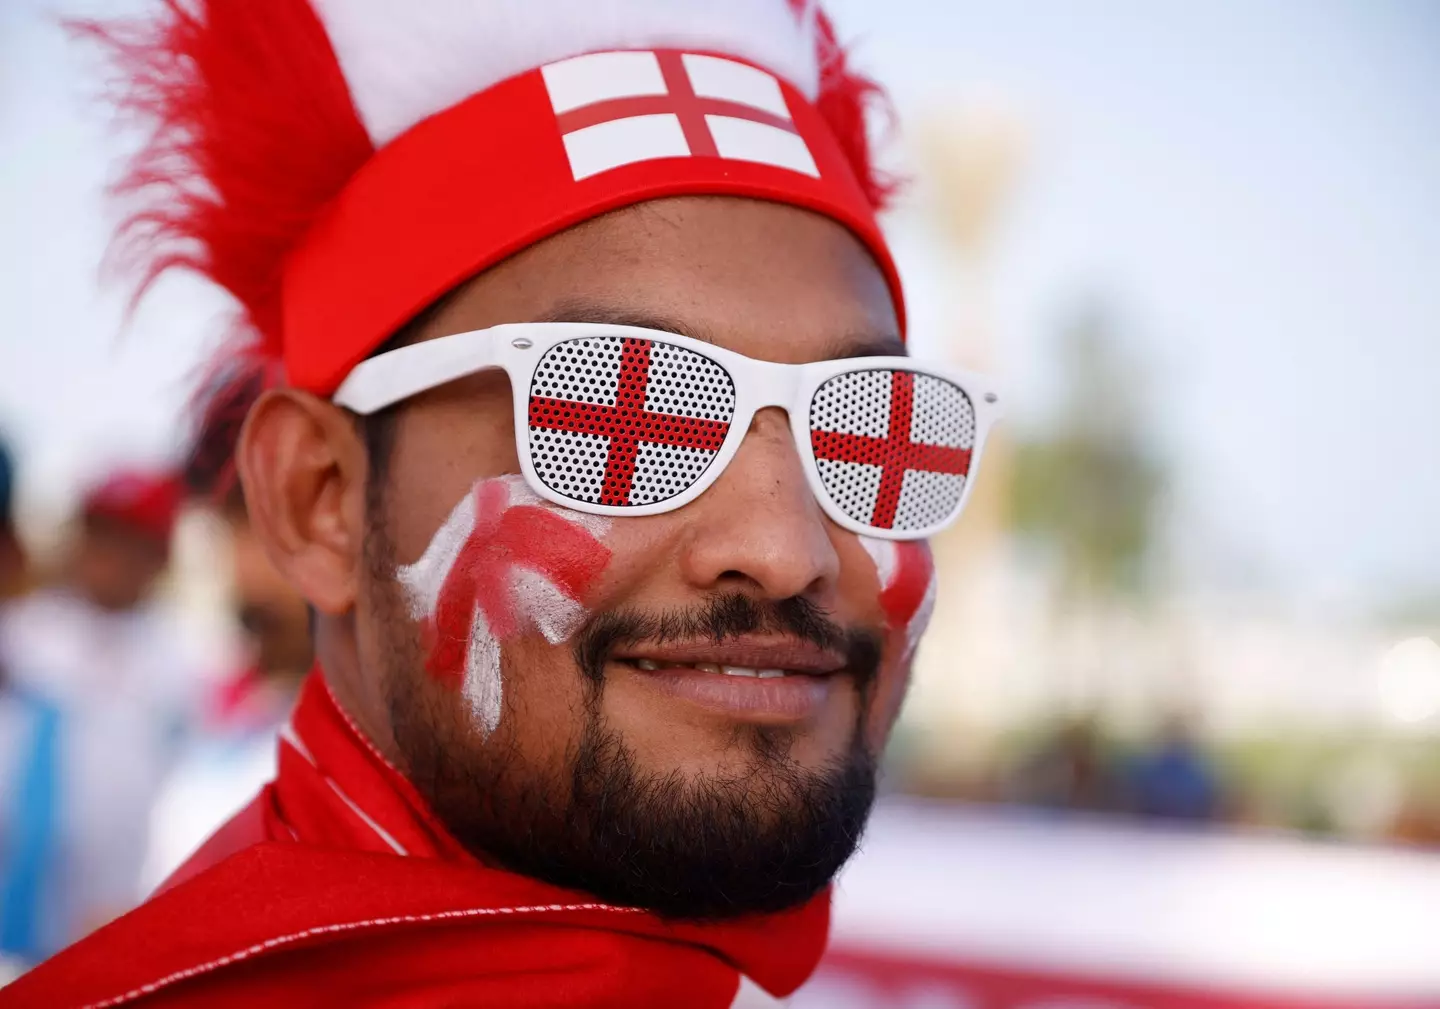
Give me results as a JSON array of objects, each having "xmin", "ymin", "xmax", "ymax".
[
  {"xmin": 859, "ymin": 536, "xmax": 938, "ymax": 659},
  {"xmin": 398, "ymin": 476, "xmax": 611, "ymax": 736}
]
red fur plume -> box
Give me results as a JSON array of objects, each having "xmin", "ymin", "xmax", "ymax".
[
  {"xmin": 74, "ymin": 0, "xmax": 373, "ymax": 361},
  {"xmin": 791, "ymin": 1, "xmax": 899, "ymax": 209},
  {"xmin": 78, "ymin": 0, "xmax": 892, "ymax": 380}
]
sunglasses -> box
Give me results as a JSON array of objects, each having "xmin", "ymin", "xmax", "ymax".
[{"xmin": 334, "ymin": 323, "xmax": 1002, "ymax": 541}]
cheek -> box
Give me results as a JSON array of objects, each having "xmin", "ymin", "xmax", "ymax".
[
  {"xmin": 859, "ymin": 537, "xmax": 938, "ymax": 646},
  {"xmin": 858, "ymin": 537, "xmax": 938, "ymax": 737},
  {"xmin": 395, "ymin": 475, "xmax": 612, "ymax": 737}
]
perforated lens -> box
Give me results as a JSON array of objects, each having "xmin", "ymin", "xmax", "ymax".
[
  {"xmin": 809, "ymin": 369, "xmax": 976, "ymax": 532},
  {"xmin": 527, "ymin": 336, "xmax": 736, "ymax": 506}
]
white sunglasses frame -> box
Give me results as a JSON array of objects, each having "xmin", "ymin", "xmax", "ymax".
[{"xmin": 333, "ymin": 322, "xmax": 1003, "ymax": 541}]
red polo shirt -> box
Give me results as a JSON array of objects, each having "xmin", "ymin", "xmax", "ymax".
[{"xmin": 0, "ymin": 673, "xmax": 829, "ymax": 1008}]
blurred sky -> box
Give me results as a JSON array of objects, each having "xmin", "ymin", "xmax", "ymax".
[{"xmin": 1, "ymin": 0, "xmax": 1437, "ymax": 604}]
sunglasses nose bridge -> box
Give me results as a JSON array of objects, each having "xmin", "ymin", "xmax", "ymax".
[
  {"xmin": 717, "ymin": 363, "xmax": 827, "ymax": 526},
  {"xmin": 738, "ymin": 359, "xmax": 801, "ymax": 410},
  {"xmin": 728, "ymin": 360, "xmax": 805, "ymax": 446}
]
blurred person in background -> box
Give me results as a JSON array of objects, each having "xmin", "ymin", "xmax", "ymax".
[
  {"xmin": 1385, "ymin": 786, "xmax": 1440, "ymax": 848},
  {"xmin": 0, "ymin": 434, "xmax": 37, "ymax": 979},
  {"xmin": 200, "ymin": 481, "xmax": 311, "ymax": 726},
  {"xmin": 0, "ymin": 438, "xmax": 27, "ymax": 607},
  {"xmin": 1124, "ymin": 712, "xmax": 1222, "ymax": 824},
  {"xmin": 143, "ymin": 367, "xmax": 313, "ymax": 887},
  {"xmin": 0, "ymin": 1, "xmax": 1003, "ymax": 1006},
  {"xmin": 0, "ymin": 468, "xmax": 204, "ymax": 963},
  {"xmin": 1006, "ymin": 715, "xmax": 1126, "ymax": 814}
]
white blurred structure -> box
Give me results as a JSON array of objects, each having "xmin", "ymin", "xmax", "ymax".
[
  {"xmin": 914, "ymin": 584, "xmax": 1438, "ymax": 738},
  {"xmin": 735, "ymin": 798, "xmax": 1440, "ymax": 1008}
]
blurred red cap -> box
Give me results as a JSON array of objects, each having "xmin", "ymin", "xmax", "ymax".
[{"xmin": 81, "ymin": 469, "xmax": 182, "ymax": 545}]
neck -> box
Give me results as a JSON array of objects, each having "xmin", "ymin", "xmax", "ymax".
[{"xmin": 312, "ymin": 614, "xmax": 404, "ymax": 768}]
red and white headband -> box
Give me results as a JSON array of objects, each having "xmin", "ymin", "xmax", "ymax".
[{"xmin": 289, "ymin": 47, "xmax": 903, "ymax": 394}]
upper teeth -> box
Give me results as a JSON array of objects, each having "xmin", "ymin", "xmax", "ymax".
[{"xmin": 632, "ymin": 659, "xmax": 787, "ymax": 678}]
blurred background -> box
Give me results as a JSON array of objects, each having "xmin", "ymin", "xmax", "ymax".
[{"xmin": 2, "ymin": 0, "xmax": 1438, "ymax": 1004}]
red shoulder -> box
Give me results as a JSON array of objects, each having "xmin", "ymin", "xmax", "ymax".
[
  {"xmin": 0, "ymin": 844, "xmax": 737, "ymax": 1009},
  {"xmin": 0, "ymin": 667, "xmax": 829, "ymax": 1008},
  {"xmin": 154, "ymin": 788, "xmax": 280, "ymax": 896}
]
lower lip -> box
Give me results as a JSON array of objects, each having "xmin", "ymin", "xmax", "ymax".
[{"xmin": 620, "ymin": 663, "xmax": 835, "ymax": 723}]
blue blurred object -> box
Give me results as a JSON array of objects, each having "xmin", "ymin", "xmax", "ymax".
[
  {"xmin": 1127, "ymin": 734, "xmax": 1221, "ymax": 822},
  {"xmin": 0, "ymin": 436, "xmax": 13, "ymax": 530},
  {"xmin": 0, "ymin": 688, "xmax": 62, "ymax": 965}
]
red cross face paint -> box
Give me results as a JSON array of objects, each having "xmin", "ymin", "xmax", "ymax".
[
  {"xmin": 859, "ymin": 536, "xmax": 938, "ymax": 660},
  {"xmin": 397, "ymin": 476, "xmax": 612, "ymax": 736}
]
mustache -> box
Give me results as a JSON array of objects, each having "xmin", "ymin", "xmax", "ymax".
[{"xmin": 571, "ymin": 593, "xmax": 883, "ymax": 689}]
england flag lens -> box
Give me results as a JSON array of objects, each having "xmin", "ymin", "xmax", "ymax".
[
  {"xmin": 528, "ymin": 336, "xmax": 736, "ymax": 506},
  {"xmin": 809, "ymin": 369, "xmax": 976, "ymax": 532}
]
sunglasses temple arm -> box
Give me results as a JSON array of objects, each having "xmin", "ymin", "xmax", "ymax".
[{"xmin": 332, "ymin": 329, "xmax": 503, "ymax": 414}]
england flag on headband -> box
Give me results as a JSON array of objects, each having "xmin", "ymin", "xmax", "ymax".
[{"xmin": 541, "ymin": 50, "xmax": 820, "ymax": 182}]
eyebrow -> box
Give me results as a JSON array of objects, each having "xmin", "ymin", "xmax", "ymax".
[{"xmin": 536, "ymin": 299, "xmax": 908, "ymax": 362}]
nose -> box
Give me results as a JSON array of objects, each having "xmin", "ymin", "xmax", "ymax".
[{"xmin": 676, "ymin": 408, "xmax": 841, "ymax": 600}]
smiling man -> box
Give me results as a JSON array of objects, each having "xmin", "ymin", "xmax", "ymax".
[{"xmin": 1, "ymin": 2, "xmax": 999, "ymax": 1007}]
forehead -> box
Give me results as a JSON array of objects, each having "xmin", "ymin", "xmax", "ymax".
[{"xmin": 417, "ymin": 195, "xmax": 903, "ymax": 363}]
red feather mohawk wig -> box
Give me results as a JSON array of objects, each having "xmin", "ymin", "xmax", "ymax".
[{"xmin": 81, "ymin": 0, "xmax": 899, "ymax": 486}]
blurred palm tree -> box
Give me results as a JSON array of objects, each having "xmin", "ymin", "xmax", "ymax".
[{"xmin": 1010, "ymin": 303, "xmax": 1167, "ymax": 599}]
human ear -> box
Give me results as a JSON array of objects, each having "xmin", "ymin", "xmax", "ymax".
[{"xmin": 234, "ymin": 389, "xmax": 370, "ymax": 615}]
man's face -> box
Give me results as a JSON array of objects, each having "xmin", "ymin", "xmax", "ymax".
[
  {"xmin": 73, "ymin": 515, "xmax": 167, "ymax": 612},
  {"xmin": 357, "ymin": 196, "xmax": 932, "ymax": 917}
]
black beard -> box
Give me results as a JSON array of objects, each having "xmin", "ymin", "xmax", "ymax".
[{"xmin": 386, "ymin": 589, "xmax": 882, "ymax": 921}]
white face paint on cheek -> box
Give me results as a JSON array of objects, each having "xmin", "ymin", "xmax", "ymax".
[
  {"xmin": 905, "ymin": 567, "xmax": 939, "ymax": 658},
  {"xmin": 396, "ymin": 475, "xmax": 612, "ymax": 739},
  {"xmin": 858, "ymin": 535, "xmax": 897, "ymax": 590},
  {"xmin": 462, "ymin": 611, "xmax": 503, "ymax": 736},
  {"xmin": 507, "ymin": 567, "xmax": 588, "ymax": 645},
  {"xmin": 397, "ymin": 487, "xmax": 476, "ymax": 620},
  {"xmin": 858, "ymin": 534, "xmax": 939, "ymax": 661}
]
